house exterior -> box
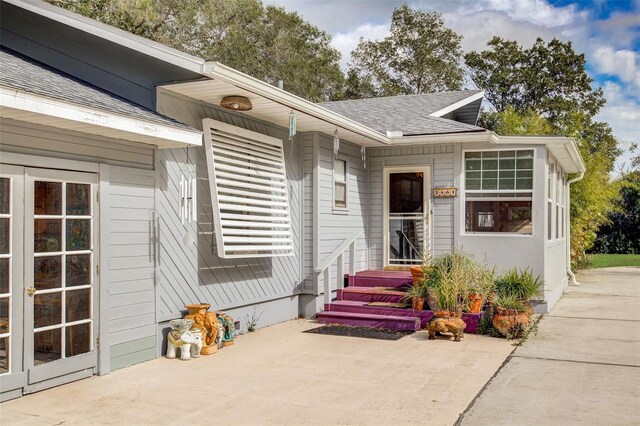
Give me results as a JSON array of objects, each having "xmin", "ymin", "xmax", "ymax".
[{"xmin": 0, "ymin": 0, "xmax": 585, "ymax": 401}]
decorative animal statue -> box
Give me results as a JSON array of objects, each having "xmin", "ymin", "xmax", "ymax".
[
  {"xmin": 203, "ymin": 312, "xmax": 219, "ymax": 347},
  {"xmin": 427, "ymin": 316, "xmax": 466, "ymax": 342},
  {"xmin": 218, "ymin": 313, "xmax": 235, "ymax": 346},
  {"xmin": 166, "ymin": 329, "xmax": 203, "ymax": 360}
]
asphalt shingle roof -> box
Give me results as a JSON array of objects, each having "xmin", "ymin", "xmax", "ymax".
[
  {"xmin": 0, "ymin": 48, "xmax": 198, "ymax": 132},
  {"xmin": 320, "ymin": 91, "xmax": 486, "ymax": 136}
]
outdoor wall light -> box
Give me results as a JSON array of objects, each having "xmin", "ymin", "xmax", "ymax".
[{"xmin": 220, "ymin": 95, "xmax": 252, "ymax": 111}]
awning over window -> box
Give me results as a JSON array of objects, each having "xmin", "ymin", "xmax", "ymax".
[{"xmin": 203, "ymin": 118, "xmax": 294, "ymax": 258}]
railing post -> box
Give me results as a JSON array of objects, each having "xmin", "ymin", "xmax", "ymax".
[
  {"xmin": 324, "ymin": 264, "xmax": 331, "ymax": 306},
  {"xmin": 349, "ymin": 240, "xmax": 356, "ymax": 286},
  {"xmin": 337, "ymin": 254, "xmax": 344, "ymax": 290}
]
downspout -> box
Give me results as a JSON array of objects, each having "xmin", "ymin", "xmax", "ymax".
[{"xmin": 566, "ymin": 172, "xmax": 585, "ymax": 286}]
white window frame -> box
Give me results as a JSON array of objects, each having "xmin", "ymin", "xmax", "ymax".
[
  {"xmin": 561, "ymin": 174, "xmax": 567, "ymax": 239},
  {"xmin": 548, "ymin": 159, "xmax": 556, "ymax": 242},
  {"xmin": 461, "ymin": 148, "xmax": 536, "ymax": 237},
  {"xmin": 332, "ymin": 156, "xmax": 349, "ymax": 214}
]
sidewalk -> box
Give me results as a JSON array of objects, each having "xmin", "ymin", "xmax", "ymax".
[
  {"xmin": 458, "ymin": 267, "xmax": 640, "ymax": 425},
  {"xmin": 1, "ymin": 318, "xmax": 512, "ymax": 425}
]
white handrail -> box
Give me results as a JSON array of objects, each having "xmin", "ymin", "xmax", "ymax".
[{"xmin": 314, "ymin": 230, "xmax": 362, "ymax": 307}]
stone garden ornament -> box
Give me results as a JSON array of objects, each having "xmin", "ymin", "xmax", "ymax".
[{"xmin": 166, "ymin": 319, "xmax": 203, "ymax": 360}]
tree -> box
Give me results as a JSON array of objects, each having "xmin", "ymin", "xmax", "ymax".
[
  {"xmin": 465, "ymin": 37, "xmax": 605, "ymax": 125},
  {"xmin": 47, "ymin": 0, "xmax": 344, "ymax": 102},
  {"xmin": 345, "ymin": 5, "xmax": 464, "ymax": 98}
]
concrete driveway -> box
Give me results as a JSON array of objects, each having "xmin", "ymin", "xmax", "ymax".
[
  {"xmin": 2, "ymin": 319, "xmax": 513, "ymax": 425},
  {"xmin": 459, "ymin": 267, "xmax": 640, "ymax": 426}
]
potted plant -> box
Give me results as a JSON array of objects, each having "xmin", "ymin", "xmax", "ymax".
[
  {"xmin": 410, "ymin": 253, "xmax": 432, "ymax": 284},
  {"xmin": 491, "ymin": 267, "xmax": 543, "ymax": 337},
  {"xmin": 429, "ymin": 249, "xmax": 478, "ymax": 316},
  {"xmin": 402, "ymin": 281, "xmax": 427, "ymax": 311},
  {"xmin": 467, "ymin": 263, "xmax": 495, "ymax": 313}
]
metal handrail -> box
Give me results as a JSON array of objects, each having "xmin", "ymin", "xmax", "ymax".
[{"xmin": 314, "ymin": 229, "xmax": 362, "ymax": 306}]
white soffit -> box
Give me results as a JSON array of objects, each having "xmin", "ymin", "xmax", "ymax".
[
  {"xmin": 159, "ymin": 79, "xmax": 388, "ymax": 148},
  {"xmin": 203, "ymin": 118, "xmax": 295, "ymax": 259},
  {"xmin": 0, "ymin": 86, "xmax": 202, "ymax": 148},
  {"xmin": 429, "ymin": 90, "xmax": 485, "ymax": 118}
]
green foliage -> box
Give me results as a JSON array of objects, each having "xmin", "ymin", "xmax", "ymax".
[
  {"xmin": 495, "ymin": 267, "xmax": 543, "ymax": 301},
  {"xmin": 477, "ymin": 309, "xmax": 501, "ymax": 337},
  {"xmin": 465, "ymin": 37, "xmax": 605, "ymax": 125},
  {"xmin": 492, "ymin": 294, "xmax": 528, "ymax": 312},
  {"xmin": 47, "ymin": 0, "xmax": 344, "ymax": 102},
  {"xmin": 401, "ymin": 282, "xmax": 428, "ymax": 303},
  {"xmin": 345, "ymin": 5, "xmax": 463, "ymax": 99}
]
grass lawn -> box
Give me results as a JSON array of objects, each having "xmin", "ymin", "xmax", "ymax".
[{"xmin": 588, "ymin": 254, "xmax": 640, "ymax": 268}]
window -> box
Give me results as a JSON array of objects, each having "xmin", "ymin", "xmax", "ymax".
[
  {"xmin": 464, "ymin": 150, "xmax": 534, "ymax": 234},
  {"xmin": 561, "ymin": 175, "xmax": 566, "ymax": 239},
  {"xmin": 334, "ymin": 158, "xmax": 347, "ymax": 209},
  {"xmin": 548, "ymin": 161, "xmax": 555, "ymax": 241}
]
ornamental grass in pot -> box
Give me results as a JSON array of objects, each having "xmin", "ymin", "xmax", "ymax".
[
  {"xmin": 402, "ymin": 281, "xmax": 427, "ymax": 311},
  {"xmin": 491, "ymin": 267, "xmax": 543, "ymax": 338}
]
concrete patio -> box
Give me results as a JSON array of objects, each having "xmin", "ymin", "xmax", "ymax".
[
  {"xmin": 459, "ymin": 267, "xmax": 640, "ymax": 425},
  {"xmin": 2, "ymin": 319, "xmax": 513, "ymax": 425}
]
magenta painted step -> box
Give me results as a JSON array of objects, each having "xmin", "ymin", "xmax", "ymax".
[
  {"xmin": 337, "ymin": 287, "xmax": 406, "ymax": 304},
  {"xmin": 461, "ymin": 312, "xmax": 482, "ymax": 334},
  {"xmin": 325, "ymin": 301, "xmax": 434, "ymax": 328},
  {"xmin": 317, "ymin": 310, "xmax": 421, "ymax": 331},
  {"xmin": 348, "ymin": 270, "xmax": 412, "ymax": 288}
]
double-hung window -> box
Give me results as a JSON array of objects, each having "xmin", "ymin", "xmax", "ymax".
[
  {"xmin": 464, "ymin": 150, "xmax": 534, "ymax": 234},
  {"xmin": 334, "ymin": 158, "xmax": 348, "ymax": 210}
]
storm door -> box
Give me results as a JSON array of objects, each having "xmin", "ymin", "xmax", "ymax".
[
  {"xmin": 22, "ymin": 168, "xmax": 98, "ymax": 392},
  {"xmin": 383, "ymin": 166, "xmax": 430, "ymax": 268}
]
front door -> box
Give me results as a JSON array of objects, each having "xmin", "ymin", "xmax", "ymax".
[
  {"xmin": 0, "ymin": 166, "xmax": 98, "ymax": 397},
  {"xmin": 383, "ymin": 166, "xmax": 430, "ymax": 268}
]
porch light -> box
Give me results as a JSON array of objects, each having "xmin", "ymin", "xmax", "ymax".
[{"xmin": 220, "ymin": 95, "xmax": 252, "ymax": 111}]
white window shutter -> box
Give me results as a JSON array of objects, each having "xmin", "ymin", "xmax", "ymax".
[{"xmin": 203, "ymin": 118, "xmax": 294, "ymax": 258}]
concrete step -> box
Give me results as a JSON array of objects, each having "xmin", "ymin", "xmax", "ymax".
[
  {"xmin": 325, "ymin": 301, "xmax": 434, "ymax": 329},
  {"xmin": 337, "ymin": 286, "xmax": 407, "ymax": 304},
  {"xmin": 317, "ymin": 310, "xmax": 421, "ymax": 331}
]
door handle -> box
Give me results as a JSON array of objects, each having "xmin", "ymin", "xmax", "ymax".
[{"xmin": 26, "ymin": 286, "xmax": 36, "ymax": 297}]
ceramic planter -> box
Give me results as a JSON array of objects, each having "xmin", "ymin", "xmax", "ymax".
[
  {"xmin": 492, "ymin": 307, "xmax": 531, "ymax": 337},
  {"xmin": 468, "ymin": 294, "xmax": 484, "ymax": 313},
  {"xmin": 412, "ymin": 297, "xmax": 425, "ymax": 311},
  {"xmin": 410, "ymin": 266, "xmax": 424, "ymax": 285}
]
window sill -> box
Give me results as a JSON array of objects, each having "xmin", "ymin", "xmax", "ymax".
[
  {"xmin": 462, "ymin": 232, "xmax": 534, "ymax": 238},
  {"xmin": 332, "ymin": 208, "xmax": 349, "ymax": 215}
]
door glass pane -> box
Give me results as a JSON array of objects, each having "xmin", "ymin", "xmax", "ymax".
[
  {"xmin": 0, "ymin": 177, "xmax": 9, "ymax": 214},
  {"xmin": 0, "ymin": 218, "xmax": 8, "ymax": 254},
  {"xmin": 66, "ymin": 254, "xmax": 91, "ymax": 287},
  {"xmin": 66, "ymin": 219, "xmax": 90, "ymax": 251},
  {"xmin": 0, "ymin": 297, "xmax": 9, "ymax": 334},
  {"xmin": 389, "ymin": 219, "xmax": 424, "ymax": 264},
  {"xmin": 66, "ymin": 323, "xmax": 90, "ymax": 357},
  {"xmin": 66, "ymin": 289, "xmax": 90, "ymax": 322},
  {"xmin": 34, "ymin": 292, "xmax": 62, "ymax": 328},
  {"xmin": 34, "ymin": 328, "xmax": 62, "ymax": 365},
  {"xmin": 34, "ymin": 256, "xmax": 62, "ymax": 290},
  {"xmin": 34, "ymin": 181, "xmax": 62, "ymax": 215},
  {"xmin": 35, "ymin": 219, "xmax": 62, "ymax": 252},
  {"xmin": 389, "ymin": 172, "xmax": 423, "ymax": 214},
  {"xmin": 0, "ymin": 258, "xmax": 9, "ymax": 294},
  {"xmin": 66, "ymin": 183, "xmax": 90, "ymax": 216},
  {"xmin": 0, "ymin": 336, "xmax": 8, "ymax": 373}
]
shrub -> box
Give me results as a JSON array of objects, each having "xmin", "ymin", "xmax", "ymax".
[{"xmin": 495, "ymin": 267, "xmax": 543, "ymax": 301}]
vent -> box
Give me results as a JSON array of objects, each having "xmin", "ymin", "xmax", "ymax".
[{"xmin": 203, "ymin": 118, "xmax": 294, "ymax": 258}]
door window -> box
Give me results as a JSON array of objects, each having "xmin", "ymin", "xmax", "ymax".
[{"xmin": 0, "ymin": 177, "xmax": 12, "ymax": 374}]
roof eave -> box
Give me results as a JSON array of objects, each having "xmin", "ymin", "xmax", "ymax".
[{"xmin": 429, "ymin": 90, "xmax": 485, "ymax": 118}]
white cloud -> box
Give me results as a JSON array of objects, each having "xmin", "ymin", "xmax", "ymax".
[
  {"xmin": 332, "ymin": 23, "xmax": 390, "ymax": 68},
  {"xmin": 591, "ymin": 46, "xmax": 640, "ymax": 96},
  {"xmin": 477, "ymin": 0, "xmax": 586, "ymax": 28}
]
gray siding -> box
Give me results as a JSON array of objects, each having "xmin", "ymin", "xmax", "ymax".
[
  {"xmin": 107, "ymin": 166, "xmax": 157, "ymax": 369},
  {"xmin": 302, "ymin": 134, "xmax": 315, "ymax": 292},
  {"xmin": 154, "ymin": 91, "xmax": 302, "ymax": 322},
  {"xmin": 368, "ymin": 144, "xmax": 456, "ymax": 270},
  {"xmin": 315, "ymin": 134, "xmax": 368, "ymax": 293}
]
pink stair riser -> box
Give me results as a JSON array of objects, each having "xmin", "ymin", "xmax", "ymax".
[
  {"xmin": 337, "ymin": 288, "xmax": 406, "ymax": 304},
  {"xmin": 317, "ymin": 311, "xmax": 420, "ymax": 331},
  {"xmin": 346, "ymin": 270, "xmax": 413, "ymax": 288},
  {"xmin": 461, "ymin": 312, "xmax": 482, "ymax": 334},
  {"xmin": 325, "ymin": 302, "xmax": 433, "ymax": 329}
]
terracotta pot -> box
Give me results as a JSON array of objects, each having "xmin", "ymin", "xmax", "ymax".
[
  {"xmin": 410, "ymin": 266, "xmax": 424, "ymax": 285},
  {"xmin": 412, "ymin": 297, "xmax": 425, "ymax": 311},
  {"xmin": 492, "ymin": 307, "xmax": 531, "ymax": 337},
  {"xmin": 468, "ymin": 294, "xmax": 484, "ymax": 313},
  {"xmin": 433, "ymin": 310, "xmax": 454, "ymax": 318},
  {"xmin": 185, "ymin": 303, "xmax": 211, "ymax": 316},
  {"xmin": 426, "ymin": 288, "xmax": 441, "ymax": 311}
]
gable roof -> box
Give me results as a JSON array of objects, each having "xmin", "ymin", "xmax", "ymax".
[{"xmin": 320, "ymin": 91, "xmax": 487, "ymax": 136}]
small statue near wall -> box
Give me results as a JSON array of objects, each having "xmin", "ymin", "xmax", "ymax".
[{"xmin": 166, "ymin": 319, "xmax": 203, "ymax": 360}]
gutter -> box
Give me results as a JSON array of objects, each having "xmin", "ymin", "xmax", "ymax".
[{"xmin": 566, "ymin": 172, "xmax": 585, "ymax": 286}]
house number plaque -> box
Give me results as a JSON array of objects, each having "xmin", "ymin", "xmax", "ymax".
[{"xmin": 432, "ymin": 187, "xmax": 457, "ymax": 197}]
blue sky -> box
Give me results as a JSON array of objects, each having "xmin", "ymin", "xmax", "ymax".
[{"xmin": 267, "ymin": 0, "xmax": 640, "ymax": 171}]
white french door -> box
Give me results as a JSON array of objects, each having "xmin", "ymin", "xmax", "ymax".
[
  {"xmin": 383, "ymin": 166, "xmax": 431, "ymax": 268},
  {"xmin": 0, "ymin": 166, "xmax": 99, "ymax": 397}
]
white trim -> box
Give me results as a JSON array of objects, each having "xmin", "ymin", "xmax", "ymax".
[
  {"xmin": 0, "ymin": 86, "xmax": 202, "ymax": 148},
  {"xmin": 429, "ymin": 91, "xmax": 485, "ymax": 118},
  {"xmin": 382, "ymin": 165, "xmax": 431, "ymax": 267}
]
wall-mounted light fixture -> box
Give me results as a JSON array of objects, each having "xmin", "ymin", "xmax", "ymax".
[{"xmin": 220, "ymin": 95, "xmax": 252, "ymax": 111}]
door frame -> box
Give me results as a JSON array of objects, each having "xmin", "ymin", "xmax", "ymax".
[{"xmin": 382, "ymin": 165, "xmax": 431, "ymax": 269}]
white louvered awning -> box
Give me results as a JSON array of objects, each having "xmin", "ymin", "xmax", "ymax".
[{"xmin": 203, "ymin": 118, "xmax": 294, "ymax": 258}]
